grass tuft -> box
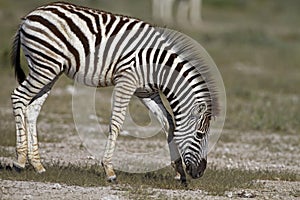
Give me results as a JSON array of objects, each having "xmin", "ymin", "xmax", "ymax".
[{"xmin": 0, "ymin": 162, "xmax": 298, "ymax": 196}]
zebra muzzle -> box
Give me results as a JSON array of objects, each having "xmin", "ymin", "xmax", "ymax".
[{"xmin": 186, "ymin": 159, "xmax": 207, "ymax": 179}]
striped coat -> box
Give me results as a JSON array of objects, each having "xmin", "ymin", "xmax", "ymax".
[{"xmin": 11, "ymin": 2, "xmax": 221, "ymax": 182}]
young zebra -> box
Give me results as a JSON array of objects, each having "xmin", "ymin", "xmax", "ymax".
[{"xmin": 11, "ymin": 2, "xmax": 221, "ymax": 182}]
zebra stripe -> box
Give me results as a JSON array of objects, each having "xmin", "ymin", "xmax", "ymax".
[{"xmin": 11, "ymin": 2, "xmax": 220, "ymax": 181}]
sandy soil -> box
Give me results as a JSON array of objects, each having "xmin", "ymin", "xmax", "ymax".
[
  {"xmin": 1, "ymin": 127, "xmax": 299, "ymax": 199},
  {"xmin": 1, "ymin": 179, "xmax": 299, "ymax": 199}
]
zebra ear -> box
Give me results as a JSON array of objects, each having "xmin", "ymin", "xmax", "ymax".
[{"xmin": 191, "ymin": 102, "xmax": 207, "ymax": 117}]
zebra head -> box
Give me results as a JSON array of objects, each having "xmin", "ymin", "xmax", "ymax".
[{"xmin": 182, "ymin": 101, "xmax": 210, "ymax": 179}]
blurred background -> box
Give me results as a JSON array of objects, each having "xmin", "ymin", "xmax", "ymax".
[{"xmin": 1, "ymin": 0, "xmax": 299, "ymax": 135}]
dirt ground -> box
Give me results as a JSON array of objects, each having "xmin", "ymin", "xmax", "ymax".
[
  {"xmin": 1, "ymin": 179, "xmax": 299, "ymax": 200},
  {"xmin": 0, "ymin": 120, "xmax": 299, "ymax": 199}
]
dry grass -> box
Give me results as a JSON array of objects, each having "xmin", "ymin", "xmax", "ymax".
[{"xmin": 0, "ymin": 162, "xmax": 298, "ymax": 196}]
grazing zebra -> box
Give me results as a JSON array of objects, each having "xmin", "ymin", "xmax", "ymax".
[{"xmin": 11, "ymin": 2, "xmax": 221, "ymax": 182}]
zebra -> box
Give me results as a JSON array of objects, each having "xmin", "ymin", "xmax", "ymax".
[{"xmin": 11, "ymin": 2, "xmax": 221, "ymax": 183}]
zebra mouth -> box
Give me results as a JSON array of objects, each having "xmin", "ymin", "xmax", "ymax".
[{"xmin": 186, "ymin": 159, "xmax": 207, "ymax": 179}]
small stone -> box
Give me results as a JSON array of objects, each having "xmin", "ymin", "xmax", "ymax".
[
  {"xmin": 23, "ymin": 194, "xmax": 32, "ymax": 200},
  {"xmin": 226, "ymin": 191, "xmax": 233, "ymax": 198},
  {"xmin": 52, "ymin": 183, "xmax": 62, "ymax": 190},
  {"xmin": 237, "ymin": 190, "xmax": 256, "ymax": 198},
  {"xmin": 87, "ymin": 155, "xmax": 95, "ymax": 160}
]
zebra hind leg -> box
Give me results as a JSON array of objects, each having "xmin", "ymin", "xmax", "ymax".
[
  {"xmin": 11, "ymin": 87, "xmax": 28, "ymax": 170},
  {"xmin": 11, "ymin": 69, "xmax": 60, "ymax": 172},
  {"xmin": 26, "ymin": 91, "xmax": 50, "ymax": 173},
  {"xmin": 137, "ymin": 92, "xmax": 187, "ymax": 185}
]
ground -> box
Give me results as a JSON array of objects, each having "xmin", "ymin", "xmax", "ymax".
[{"xmin": 0, "ymin": 124, "xmax": 299, "ymax": 199}]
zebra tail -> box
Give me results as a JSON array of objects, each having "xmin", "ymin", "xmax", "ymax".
[{"xmin": 11, "ymin": 28, "xmax": 26, "ymax": 84}]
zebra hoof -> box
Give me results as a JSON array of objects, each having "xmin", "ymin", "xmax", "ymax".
[
  {"xmin": 174, "ymin": 172, "xmax": 181, "ymax": 181},
  {"xmin": 13, "ymin": 161, "xmax": 25, "ymax": 169},
  {"xmin": 13, "ymin": 161, "xmax": 25, "ymax": 173},
  {"xmin": 32, "ymin": 163, "xmax": 46, "ymax": 173},
  {"xmin": 101, "ymin": 161, "xmax": 117, "ymax": 183},
  {"xmin": 36, "ymin": 166, "xmax": 46, "ymax": 174},
  {"xmin": 180, "ymin": 178, "xmax": 188, "ymax": 187}
]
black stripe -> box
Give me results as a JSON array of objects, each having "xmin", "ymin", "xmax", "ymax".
[
  {"xmin": 60, "ymin": 4, "xmax": 97, "ymax": 35},
  {"xmin": 17, "ymin": 85, "xmax": 35, "ymax": 96},
  {"xmin": 105, "ymin": 15, "xmax": 116, "ymax": 36},
  {"xmin": 24, "ymin": 79, "xmax": 40, "ymax": 90},
  {"xmin": 158, "ymin": 50, "xmax": 167, "ymax": 64},
  {"xmin": 28, "ymin": 73, "xmax": 46, "ymax": 86},
  {"xmin": 21, "ymin": 25, "xmax": 71, "ymax": 68},
  {"xmin": 153, "ymin": 40, "xmax": 163, "ymax": 64},
  {"xmin": 22, "ymin": 39, "xmax": 61, "ymax": 68},
  {"xmin": 111, "ymin": 17, "xmax": 129, "ymax": 37},
  {"xmin": 175, "ymin": 60, "xmax": 188, "ymax": 73},
  {"xmin": 15, "ymin": 87, "xmax": 31, "ymax": 96},
  {"xmin": 11, "ymin": 94, "xmax": 30, "ymax": 101},
  {"xmin": 42, "ymin": 7, "xmax": 90, "ymax": 56},
  {"xmin": 108, "ymin": 21, "xmax": 139, "ymax": 83},
  {"xmin": 135, "ymin": 29, "xmax": 155, "ymax": 84},
  {"xmin": 102, "ymin": 17, "xmax": 136, "ymax": 86},
  {"xmin": 165, "ymin": 53, "xmax": 178, "ymax": 68},
  {"xmin": 182, "ymin": 66, "xmax": 194, "ymax": 77},
  {"xmin": 112, "ymin": 21, "xmax": 141, "ymax": 62},
  {"xmin": 194, "ymin": 87, "xmax": 209, "ymax": 93},
  {"xmin": 25, "ymin": 56, "xmax": 53, "ymax": 81},
  {"xmin": 190, "ymin": 80, "xmax": 206, "ymax": 89},
  {"xmin": 145, "ymin": 48, "xmax": 153, "ymax": 65},
  {"xmin": 92, "ymin": 13, "xmax": 102, "ymax": 85},
  {"xmin": 93, "ymin": 13, "xmax": 102, "ymax": 46},
  {"xmin": 102, "ymin": 13, "xmax": 108, "ymax": 24},
  {"xmin": 26, "ymin": 15, "xmax": 80, "ymax": 74},
  {"xmin": 187, "ymin": 73, "xmax": 200, "ymax": 83},
  {"xmin": 23, "ymin": 45, "xmax": 58, "ymax": 75},
  {"xmin": 14, "ymin": 104, "xmax": 26, "ymax": 109}
]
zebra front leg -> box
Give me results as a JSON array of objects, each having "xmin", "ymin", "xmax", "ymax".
[
  {"xmin": 171, "ymin": 156, "xmax": 186, "ymax": 185},
  {"xmin": 164, "ymin": 110, "xmax": 186, "ymax": 184},
  {"xmin": 137, "ymin": 93, "xmax": 186, "ymax": 183},
  {"xmin": 26, "ymin": 91, "xmax": 50, "ymax": 173},
  {"xmin": 102, "ymin": 81, "xmax": 136, "ymax": 182}
]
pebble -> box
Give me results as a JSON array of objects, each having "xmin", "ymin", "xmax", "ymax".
[
  {"xmin": 237, "ymin": 190, "xmax": 256, "ymax": 198},
  {"xmin": 23, "ymin": 195, "xmax": 32, "ymax": 200},
  {"xmin": 52, "ymin": 183, "xmax": 62, "ymax": 190},
  {"xmin": 87, "ymin": 155, "xmax": 95, "ymax": 160},
  {"xmin": 225, "ymin": 191, "xmax": 233, "ymax": 198}
]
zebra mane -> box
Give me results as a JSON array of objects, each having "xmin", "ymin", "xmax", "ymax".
[{"xmin": 157, "ymin": 27, "xmax": 221, "ymax": 117}]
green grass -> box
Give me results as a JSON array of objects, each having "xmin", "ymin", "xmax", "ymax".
[{"xmin": 0, "ymin": 162, "xmax": 298, "ymax": 196}]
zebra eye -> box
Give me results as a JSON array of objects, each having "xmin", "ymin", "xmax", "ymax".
[{"xmin": 195, "ymin": 130, "xmax": 205, "ymax": 140}]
